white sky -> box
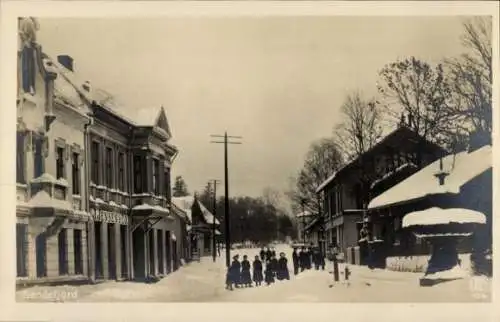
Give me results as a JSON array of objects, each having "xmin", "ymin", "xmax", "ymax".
[{"xmin": 36, "ymin": 16, "xmax": 467, "ymax": 199}]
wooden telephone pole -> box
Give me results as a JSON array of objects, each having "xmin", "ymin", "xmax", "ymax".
[
  {"xmin": 208, "ymin": 179, "xmax": 221, "ymax": 262},
  {"xmin": 210, "ymin": 132, "xmax": 242, "ymax": 267}
]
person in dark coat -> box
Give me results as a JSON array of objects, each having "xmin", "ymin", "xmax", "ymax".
[
  {"xmin": 312, "ymin": 247, "xmax": 321, "ymax": 270},
  {"xmin": 305, "ymin": 248, "xmax": 312, "ymax": 269},
  {"xmin": 259, "ymin": 248, "xmax": 266, "ymax": 261},
  {"xmin": 265, "ymin": 247, "xmax": 272, "ymax": 262},
  {"xmin": 264, "ymin": 260, "xmax": 275, "ymax": 286},
  {"xmin": 319, "ymin": 249, "xmax": 326, "ymax": 270},
  {"xmin": 270, "ymin": 253, "xmax": 279, "ymax": 276},
  {"xmin": 292, "ymin": 248, "xmax": 299, "ymax": 275},
  {"xmin": 231, "ymin": 254, "xmax": 242, "ymax": 288},
  {"xmin": 299, "ymin": 247, "xmax": 307, "ymax": 272},
  {"xmin": 226, "ymin": 254, "xmax": 241, "ymax": 290},
  {"xmin": 240, "ymin": 255, "xmax": 252, "ymax": 287},
  {"xmin": 276, "ymin": 252, "xmax": 290, "ymax": 281},
  {"xmin": 271, "ymin": 247, "xmax": 277, "ymax": 259},
  {"xmin": 252, "ymin": 255, "xmax": 264, "ymax": 286}
]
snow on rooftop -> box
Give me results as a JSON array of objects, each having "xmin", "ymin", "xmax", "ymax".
[
  {"xmin": 197, "ymin": 199, "xmax": 220, "ymax": 225},
  {"xmin": 402, "ymin": 207, "xmax": 486, "ymax": 228},
  {"xmin": 368, "ymin": 145, "xmax": 492, "ymax": 209},
  {"xmin": 171, "ymin": 196, "xmax": 194, "ymax": 223},
  {"xmin": 31, "ymin": 173, "xmax": 56, "ymax": 184},
  {"xmin": 315, "ymin": 172, "xmax": 338, "ymax": 193}
]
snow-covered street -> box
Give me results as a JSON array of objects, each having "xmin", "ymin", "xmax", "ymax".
[{"xmin": 16, "ymin": 244, "xmax": 491, "ymax": 303}]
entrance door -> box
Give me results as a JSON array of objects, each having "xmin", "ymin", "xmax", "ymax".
[
  {"xmin": 120, "ymin": 225, "xmax": 127, "ymax": 278},
  {"xmin": 107, "ymin": 223, "xmax": 116, "ymax": 279},
  {"xmin": 16, "ymin": 224, "xmax": 28, "ymax": 277},
  {"xmin": 35, "ymin": 234, "xmax": 47, "ymax": 278},
  {"xmin": 157, "ymin": 230, "xmax": 164, "ymax": 274},
  {"xmin": 132, "ymin": 227, "xmax": 145, "ymax": 280},
  {"xmin": 172, "ymin": 240, "xmax": 178, "ymax": 271},
  {"xmin": 165, "ymin": 231, "xmax": 171, "ymax": 273}
]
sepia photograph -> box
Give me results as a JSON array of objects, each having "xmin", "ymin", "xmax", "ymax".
[{"xmin": 4, "ymin": 1, "xmax": 496, "ymax": 308}]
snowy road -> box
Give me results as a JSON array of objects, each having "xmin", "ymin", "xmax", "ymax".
[{"xmin": 16, "ymin": 244, "xmax": 491, "ymax": 303}]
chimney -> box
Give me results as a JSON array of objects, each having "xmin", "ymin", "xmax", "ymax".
[
  {"xmin": 434, "ymin": 157, "xmax": 449, "ymax": 186},
  {"xmin": 57, "ymin": 55, "xmax": 74, "ymax": 72}
]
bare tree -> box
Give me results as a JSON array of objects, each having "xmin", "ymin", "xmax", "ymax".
[
  {"xmin": 377, "ymin": 57, "xmax": 456, "ymax": 148},
  {"xmin": 286, "ymin": 137, "xmax": 343, "ymax": 214},
  {"xmin": 445, "ymin": 17, "xmax": 492, "ymax": 138},
  {"xmin": 333, "ymin": 91, "xmax": 384, "ymax": 161}
]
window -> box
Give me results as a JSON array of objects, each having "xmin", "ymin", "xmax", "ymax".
[
  {"xmin": 56, "ymin": 146, "xmax": 65, "ymax": 179},
  {"xmin": 72, "ymin": 152, "xmax": 80, "ymax": 195},
  {"xmin": 152, "ymin": 158, "xmax": 159, "ymax": 195},
  {"xmin": 164, "ymin": 167, "xmax": 171, "ymax": 202},
  {"xmin": 91, "ymin": 141, "xmax": 100, "ymax": 184},
  {"xmin": 16, "ymin": 132, "xmax": 25, "ymax": 184},
  {"xmin": 73, "ymin": 229, "xmax": 83, "ymax": 275},
  {"xmin": 105, "ymin": 147, "xmax": 113, "ymax": 188},
  {"xmin": 133, "ymin": 155, "xmax": 143, "ymax": 193},
  {"xmin": 16, "ymin": 224, "xmax": 28, "ymax": 277},
  {"xmin": 118, "ymin": 152, "xmax": 125, "ymax": 192},
  {"xmin": 58, "ymin": 228, "xmax": 68, "ymax": 275},
  {"xmin": 33, "ymin": 135, "xmax": 44, "ymax": 178}
]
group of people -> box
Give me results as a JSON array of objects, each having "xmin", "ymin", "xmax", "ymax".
[
  {"xmin": 225, "ymin": 247, "xmax": 290, "ymax": 291},
  {"xmin": 291, "ymin": 246, "xmax": 326, "ymax": 275}
]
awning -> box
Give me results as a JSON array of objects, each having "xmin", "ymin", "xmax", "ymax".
[{"xmin": 402, "ymin": 207, "xmax": 487, "ymax": 228}]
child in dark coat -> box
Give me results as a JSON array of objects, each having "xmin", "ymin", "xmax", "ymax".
[
  {"xmin": 292, "ymin": 248, "xmax": 299, "ymax": 275},
  {"xmin": 276, "ymin": 252, "xmax": 290, "ymax": 281},
  {"xmin": 226, "ymin": 254, "xmax": 241, "ymax": 290},
  {"xmin": 252, "ymin": 255, "xmax": 263, "ymax": 286},
  {"xmin": 264, "ymin": 260, "xmax": 275, "ymax": 286},
  {"xmin": 240, "ymin": 255, "xmax": 252, "ymax": 287}
]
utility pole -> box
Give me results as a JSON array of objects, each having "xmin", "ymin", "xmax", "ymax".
[
  {"xmin": 210, "ymin": 132, "xmax": 242, "ymax": 267},
  {"xmin": 208, "ymin": 179, "xmax": 221, "ymax": 262}
]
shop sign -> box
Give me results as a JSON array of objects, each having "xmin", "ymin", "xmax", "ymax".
[{"xmin": 92, "ymin": 210, "xmax": 129, "ymax": 225}]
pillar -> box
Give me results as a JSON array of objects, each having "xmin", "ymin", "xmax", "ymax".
[
  {"xmin": 152, "ymin": 229, "xmax": 158, "ymax": 276},
  {"xmin": 162, "ymin": 230, "xmax": 167, "ymax": 275},
  {"xmin": 101, "ymin": 221, "xmax": 109, "ymax": 279},
  {"xmin": 27, "ymin": 224, "xmax": 37, "ymax": 279}
]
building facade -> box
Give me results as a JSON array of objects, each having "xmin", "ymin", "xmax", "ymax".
[
  {"xmin": 315, "ymin": 124, "xmax": 445, "ymax": 259},
  {"xmin": 16, "ymin": 17, "xmax": 91, "ymax": 283},
  {"xmin": 16, "ymin": 18, "xmax": 189, "ymax": 284},
  {"xmin": 172, "ymin": 196, "xmax": 220, "ymax": 259}
]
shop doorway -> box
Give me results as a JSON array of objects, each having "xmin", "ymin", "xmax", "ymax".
[
  {"xmin": 94, "ymin": 222, "xmax": 103, "ymax": 279},
  {"xmin": 120, "ymin": 225, "xmax": 127, "ymax": 278},
  {"xmin": 132, "ymin": 227, "xmax": 145, "ymax": 279},
  {"xmin": 157, "ymin": 230, "xmax": 164, "ymax": 275},
  {"xmin": 165, "ymin": 231, "xmax": 171, "ymax": 273},
  {"xmin": 107, "ymin": 223, "xmax": 116, "ymax": 279},
  {"xmin": 35, "ymin": 234, "xmax": 47, "ymax": 278}
]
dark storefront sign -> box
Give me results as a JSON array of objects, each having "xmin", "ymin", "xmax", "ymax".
[{"xmin": 91, "ymin": 209, "xmax": 129, "ymax": 225}]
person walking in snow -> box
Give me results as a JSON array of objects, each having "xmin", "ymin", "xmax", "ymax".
[
  {"xmin": 276, "ymin": 252, "xmax": 290, "ymax": 281},
  {"xmin": 252, "ymin": 255, "xmax": 264, "ymax": 286},
  {"xmin": 271, "ymin": 247, "xmax": 277, "ymax": 259},
  {"xmin": 240, "ymin": 255, "xmax": 252, "ymax": 287},
  {"xmin": 299, "ymin": 247, "xmax": 308, "ymax": 271},
  {"xmin": 292, "ymin": 247, "xmax": 299, "ymax": 275},
  {"xmin": 260, "ymin": 247, "xmax": 266, "ymax": 261},
  {"xmin": 270, "ymin": 253, "xmax": 279, "ymax": 276},
  {"xmin": 229, "ymin": 254, "xmax": 241, "ymax": 288},
  {"xmin": 264, "ymin": 259, "xmax": 275, "ymax": 286},
  {"xmin": 305, "ymin": 247, "xmax": 312, "ymax": 270},
  {"xmin": 265, "ymin": 247, "xmax": 272, "ymax": 262}
]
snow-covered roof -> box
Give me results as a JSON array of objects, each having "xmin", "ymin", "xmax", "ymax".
[
  {"xmin": 171, "ymin": 196, "xmax": 194, "ymax": 223},
  {"xmin": 402, "ymin": 207, "xmax": 486, "ymax": 228},
  {"xmin": 132, "ymin": 203, "xmax": 169, "ymax": 214},
  {"xmin": 171, "ymin": 196, "xmax": 220, "ymax": 225},
  {"xmin": 50, "ymin": 59, "xmax": 89, "ymax": 113},
  {"xmin": 316, "ymin": 172, "xmax": 338, "ymax": 193},
  {"xmin": 368, "ymin": 145, "xmax": 492, "ymax": 209}
]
